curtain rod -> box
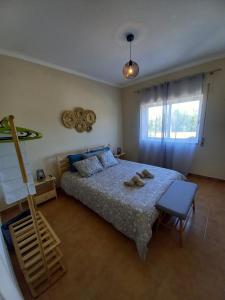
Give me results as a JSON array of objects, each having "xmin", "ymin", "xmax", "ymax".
[{"xmin": 134, "ymin": 68, "xmax": 222, "ymax": 94}]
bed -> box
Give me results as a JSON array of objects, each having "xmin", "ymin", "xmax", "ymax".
[{"xmin": 58, "ymin": 146, "xmax": 184, "ymax": 259}]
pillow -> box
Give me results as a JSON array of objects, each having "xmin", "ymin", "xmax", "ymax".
[
  {"xmin": 90, "ymin": 146, "xmax": 110, "ymax": 153},
  {"xmin": 74, "ymin": 156, "xmax": 103, "ymax": 177},
  {"xmin": 98, "ymin": 150, "xmax": 118, "ymax": 168},
  {"xmin": 67, "ymin": 154, "xmax": 84, "ymax": 172},
  {"xmin": 82, "ymin": 146, "xmax": 110, "ymax": 159},
  {"xmin": 82, "ymin": 151, "xmax": 99, "ymax": 159}
]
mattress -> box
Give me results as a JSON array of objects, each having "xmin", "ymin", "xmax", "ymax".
[{"xmin": 61, "ymin": 159, "xmax": 184, "ymax": 259}]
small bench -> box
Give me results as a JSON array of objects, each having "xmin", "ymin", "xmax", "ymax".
[{"xmin": 156, "ymin": 180, "xmax": 198, "ymax": 246}]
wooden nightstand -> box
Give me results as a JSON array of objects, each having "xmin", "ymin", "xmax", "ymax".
[
  {"xmin": 114, "ymin": 153, "xmax": 126, "ymax": 159},
  {"xmin": 34, "ymin": 175, "xmax": 57, "ymax": 205}
]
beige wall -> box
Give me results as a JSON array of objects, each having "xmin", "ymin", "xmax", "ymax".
[
  {"xmin": 0, "ymin": 55, "xmax": 122, "ymax": 210},
  {"xmin": 122, "ymin": 57, "xmax": 225, "ymax": 180}
]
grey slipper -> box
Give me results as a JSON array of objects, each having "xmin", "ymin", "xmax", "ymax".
[
  {"xmin": 124, "ymin": 179, "xmax": 135, "ymax": 187},
  {"xmin": 136, "ymin": 171, "xmax": 145, "ymax": 179},
  {"xmin": 142, "ymin": 169, "xmax": 154, "ymax": 178},
  {"xmin": 132, "ymin": 175, "xmax": 145, "ymax": 187}
]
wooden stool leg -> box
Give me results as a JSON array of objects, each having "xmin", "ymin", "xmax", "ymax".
[
  {"xmin": 156, "ymin": 211, "xmax": 163, "ymax": 232},
  {"xmin": 192, "ymin": 199, "xmax": 195, "ymax": 213},
  {"xmin": 179, "ymin": 219, "xmax": 183, "ymax": 247}
]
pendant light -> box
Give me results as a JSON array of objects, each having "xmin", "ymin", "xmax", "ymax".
[{"xmin": 122, "ymin": 33, "xmax": 139, "ymax": 79}]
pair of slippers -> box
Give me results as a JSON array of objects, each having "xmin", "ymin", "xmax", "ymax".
[{"xmin": 124, "ymin": 169, "xmax": 154, "ymax": 188}]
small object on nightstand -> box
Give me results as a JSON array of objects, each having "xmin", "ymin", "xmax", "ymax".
[
  {"xmin": 36, "ymin": 169, "xmax": 46, "ymax": 181},
  {"xmin": 117, "ymin": 147, "xmax": 122, "ymax": 155},
  {"xmin": 34, "ymin": 175, "xmax": 57, "ymax": 205},
  {"xmin": 114, "ymin": 152, "xmax": 126, "ymax": 159}
]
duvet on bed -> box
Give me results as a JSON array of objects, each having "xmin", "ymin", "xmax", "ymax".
[{"xmin": 60, "ymin": 159, "xmax": 184, "ymax": 259}]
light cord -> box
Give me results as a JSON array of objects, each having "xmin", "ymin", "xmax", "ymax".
[{"xmin": 129, "ymin": 40, "xmax": 132, "ymax": 60}]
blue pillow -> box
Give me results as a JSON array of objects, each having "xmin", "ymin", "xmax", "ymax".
[
  {"xmin": 82, "ymin": 146, "xmax": 110, "ymax": 159},
  {"xmin": 67, "ymin": 154, "xmax": 84, "ymax": 172},
  {"xmin": 98, "ymin": 150, "xmax": 118, "ymax": 168},
  {"xmin": 82, "ymin": 152, "xmax": 97, "ymax": 159}
]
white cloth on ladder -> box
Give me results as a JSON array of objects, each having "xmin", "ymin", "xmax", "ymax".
[{"xmin": 0, "ymin": 143, "xmax": 36, "ymax": 205}]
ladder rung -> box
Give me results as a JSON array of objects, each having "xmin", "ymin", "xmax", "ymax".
[
  {"xmin": 31, "ymin": 272, "xmax": 48, "ymax": 289},
  {"xmin": 41, "ymin": 232, "xmax": 50, "ymax": 242},
  {"xmin": 31, "ymin": 261, "xmax": 63, "ymax": 289},
  {"xmin": 13, "ymin": 218, "xmax": 33, "ymax": 231},
  {"xmin": 18, "ymin": 233, "xmax": 37, "ymax": 248},
  {"xmin": 24, "ymin": 253, "xmax": 42, "ymax": 269},
  {"xmin": 11, "ymin": 215, "xmax": 32, "ymax": 227},
  {"xmin": 47, "ymin": 254, "xmax": 62, "ymax": 270},
  {"xmin": 37, "ymin": 223, "xmax": 45, "ymax": 231},
  {"xmin": 37, "ymin": 219, "xmax": 43, "ymax": 225},
  {"xmin": 14, "ymin": 224, "xmax": 34, "ymax": 237},
  {"xmin": 39, "ymin": 227, "xmax": 47, "ymax": 234},
  {"xmin": 15, "ymin": 228, "xmax": 36, "ymax": 243},
  {"xmin": 22, "ymin": 237, "xmax": 56, "ymax": 266},
  {"xmin": 20, "ymin": 239, "xmax": 39, "ymax": 255},
  {"xmin": 43, "ymin": 237, "xmax": 54, "ymax": 248},
  {"xmin": 28, "ymin": 268, "xmax": 47, "ymax": 284},
  {"xmin": 49, "ymin": 262, "xmax": 62, "ymax": 276},
  {"xmin": 28, "ymin": 249, "xmax": 63, "ymax": 283},
  {"xmin": 27, "ymin": 260, "xmax": 45, "ymax": 277},
  {"xmin": 22, "ymin": 246, "xmax": 41, "ymax": 262}
]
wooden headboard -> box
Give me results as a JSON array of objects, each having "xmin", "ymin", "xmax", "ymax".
[{"xmin": 56, "ymin": 144, "xmax": 110, "ymax": 178}]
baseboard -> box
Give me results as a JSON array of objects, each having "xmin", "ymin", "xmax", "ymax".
[{"xmin": 188, "ymin": 173, "xmax": 225, "ymax": 182}]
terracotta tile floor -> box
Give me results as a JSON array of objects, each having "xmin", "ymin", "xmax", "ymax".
[{"xmin": 2, "ymin": 175, "xmax": 225, "ymax": 300}]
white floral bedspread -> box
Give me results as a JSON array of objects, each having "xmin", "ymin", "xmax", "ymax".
[{"xmin": 61, "ymin": 160, "xmax": 184, "ymax": 259}]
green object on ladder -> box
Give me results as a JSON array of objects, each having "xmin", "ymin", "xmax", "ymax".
[{"xmin": 0, "ymin": 116, "xmax": 42, "ymax": 142}]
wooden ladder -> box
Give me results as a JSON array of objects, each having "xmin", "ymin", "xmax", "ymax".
[{"xmin": 10, "ymin": 211, "xmax": 65, "ymax": 297}]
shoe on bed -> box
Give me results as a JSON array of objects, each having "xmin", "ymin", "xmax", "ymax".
[
  {"xmin": 136, "ymin": 169, "xmax": 154, "ymax": 179},
  {"xmin": 124, "ymin": 179, "xmax": 136, "ymax": 187},
  {"xmin": 136, "ymin": 171, "xmax": 145, "ymax": 179},
  {"xmin": 143, "ymin": 169, "xmax": 154, "ymax": 178},
  {"xmin": 124, "ymin": 175, "xmax": 145, "ymax": 187},
  {"xmin": 132, "ymin": 175, "xmax": 145, "ymax": 187}
]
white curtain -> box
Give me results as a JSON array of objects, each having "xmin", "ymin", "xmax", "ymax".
[{"xmin": 139, "ymin": 74, "xmax": 204, "ymax": 175}]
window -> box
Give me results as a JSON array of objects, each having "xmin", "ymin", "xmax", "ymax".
[{"xmin": 145, "ymin": 96, "xmax": 203, "ymax": 143}]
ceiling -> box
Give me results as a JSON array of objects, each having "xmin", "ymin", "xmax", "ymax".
[{"xmin": 0, "ymin": 0, "xmax": 225, "ymax": 87}]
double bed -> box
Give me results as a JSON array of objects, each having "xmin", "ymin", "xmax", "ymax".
[{"xmin": 59, "ymin": 150, "xmax": 184, "ymax": 259}]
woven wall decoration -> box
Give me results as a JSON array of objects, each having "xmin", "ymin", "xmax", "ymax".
[{"xmin": 62, "ymin": 107, "xmax": 96, "ymax": 132}]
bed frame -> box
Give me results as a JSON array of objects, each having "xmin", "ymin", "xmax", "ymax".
[{"xmin": 56, "ymin": 144, "xmax": 110, "ymax": 178}]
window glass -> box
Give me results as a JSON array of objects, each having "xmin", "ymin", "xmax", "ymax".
[
  {"xmin": 148, "ymin": 106, "xmax": 163, "ymax": 138},
  {"xmin": 146, "ymin": 97, "xmax": 202, "ymax": 142},
  {"xmin": 169, "ymin": 100, "xmax": 200, "ymax": 139}
]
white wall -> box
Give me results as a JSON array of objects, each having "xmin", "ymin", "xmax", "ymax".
[
  {"xmin": 0, "ymin": 55, "xmax": 122, "ymax": 210},
  {"xmin": 122, "ymin": 57, "xmax": 225, "ymax": 180}
]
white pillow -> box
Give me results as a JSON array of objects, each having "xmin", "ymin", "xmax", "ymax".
[
  {"xmin": 98, "ymin": 150, "xmax": 118, "ymax": 168},
  {"xmin": 74, "ymin": 156, "xmax": 103, "ymax": 177}
]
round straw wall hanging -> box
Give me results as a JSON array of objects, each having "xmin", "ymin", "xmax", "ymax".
[{"xmin": 61, "ymin": 107, "xmax": 96, "ymax": 132}]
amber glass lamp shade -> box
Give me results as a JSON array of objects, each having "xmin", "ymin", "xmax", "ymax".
[{"xmin": 123, "ymin": 59, "xmax": 139, "ymax": 79}]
